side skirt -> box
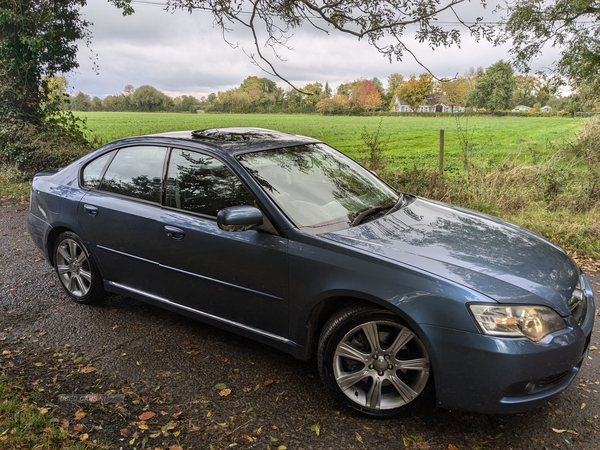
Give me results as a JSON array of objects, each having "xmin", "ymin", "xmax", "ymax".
[{"xmin": 104, "ymin": 280, "xmax": 307, "ymax": 359}]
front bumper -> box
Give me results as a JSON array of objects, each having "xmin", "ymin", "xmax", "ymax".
[{"xmin": 423, "ymin": 275, "xmax": 595, "ymax": 414}]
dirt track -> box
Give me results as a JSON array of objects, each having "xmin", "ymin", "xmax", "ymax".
[{"xmin": 1, "ymin": 197, "xmax": 600, "ymax": 449}]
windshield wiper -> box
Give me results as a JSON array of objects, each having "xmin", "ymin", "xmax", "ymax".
[
  {"xmin": 383, "ymin": 193, "xmax": 406, "ymax": 217},
  {"xmin": 351, "ymin": 194, "xmax": 406, "ymax": 227},
  {"xmin": 351, "ymin": 205, "xmax": 392, "ymax": 226}
]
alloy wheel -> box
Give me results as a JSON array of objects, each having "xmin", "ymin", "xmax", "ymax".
[
  {"xmin": 56, "ymin": 238, "xmax": 92, "ymax": 298},
  {"xmin": 333, "ymin": 320, "xmax": 430, "ymax": 410}
]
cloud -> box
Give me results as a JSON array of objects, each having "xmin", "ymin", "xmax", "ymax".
[{"xmin": 69, "ymin": 1, "xmax": 562, "ymax": 98}]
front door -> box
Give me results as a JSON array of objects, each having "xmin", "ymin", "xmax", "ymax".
[{"xmin": 158, "ymin": 148, "xmax": 289, "ymax": 338}]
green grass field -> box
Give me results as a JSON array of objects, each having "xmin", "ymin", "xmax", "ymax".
[{"xmin": 78, "ymin": 112, "xmax": 585, "ymax": 171}]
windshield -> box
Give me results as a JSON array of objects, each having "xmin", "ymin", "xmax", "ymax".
[{"xmin": 238, "ymin": 143, "xmax": 400, "ymax": 233}]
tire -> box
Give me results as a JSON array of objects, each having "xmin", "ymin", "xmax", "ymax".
[
  {"xmin": 318, "ymin": 305, "xmax": 432, "ymax": 418},
  {"xmin": 53, "ymin": 231, "xmax": 105, "ymax": 304}
]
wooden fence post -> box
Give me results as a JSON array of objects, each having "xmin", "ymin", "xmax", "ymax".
[{"xmin": 439, "ymin": 129, "xmax": 445, "ymax": 173}]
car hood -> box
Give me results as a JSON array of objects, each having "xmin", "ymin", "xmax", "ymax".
[{"xmin": 321, "ymin": 198, "xmax": 579, "ymax": 316}]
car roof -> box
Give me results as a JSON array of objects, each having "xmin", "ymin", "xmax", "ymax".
[{"xmin": 141, "ymin": 127, "xmax": 321, "ymax": 155}]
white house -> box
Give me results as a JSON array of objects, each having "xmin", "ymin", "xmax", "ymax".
[
  {"xmin": 394, "ymin": 99, "xmax": 465, "ymax": 113},
  {"xmin": 541, "ymin": 105, "xmax": 553, "ymax": 112}
]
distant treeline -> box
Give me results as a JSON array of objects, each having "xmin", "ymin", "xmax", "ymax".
[
  {"xmin": 64, "ymin": 85, "xmax": 205, "ymax": 113},
  {"xmin": 66, "ymin": 62, "xmax": 599, "ymax": 115}
]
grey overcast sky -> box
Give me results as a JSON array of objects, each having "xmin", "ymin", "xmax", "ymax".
[{"xmin": 69, "ymin": 1, "xmax": 560, "ymax": 99}]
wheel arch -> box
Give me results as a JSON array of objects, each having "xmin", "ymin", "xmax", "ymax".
[
  {"xmin": 303, "ymin": 294, "xmax": 424, "ymax": 361},
  {"xmin": 46, "ymin": 226, "xmax": 75, "ymax": 266}
]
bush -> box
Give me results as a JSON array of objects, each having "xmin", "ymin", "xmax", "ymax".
[{"xmin": 0, "ymin": 121, "xmax": 92, "ymax": 176}]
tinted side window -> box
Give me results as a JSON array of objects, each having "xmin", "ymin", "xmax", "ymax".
[
  {"xmin": 99, "ymin": 146, "xmax": 167, "ymax": 203},
  {"xmin": 166, "ymin": 149, "xmax": 254, "ymax": 217},
  {"xmin": 82, "ymin": 151, "xmax": 115, "ymax": 189}
]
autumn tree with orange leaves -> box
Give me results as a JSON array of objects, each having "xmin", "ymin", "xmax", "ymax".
[
  {"xmin": 356, "ymin": 80, "xmax": 384, "ymax": 111},
  {"xmin": 395, "ymin": 74, "xmax": 434, "ymax": 112}
]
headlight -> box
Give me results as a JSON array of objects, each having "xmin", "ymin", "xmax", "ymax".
[{"xmin": 469, "ymin": 304, "xmax": 566, "ymax": 342}]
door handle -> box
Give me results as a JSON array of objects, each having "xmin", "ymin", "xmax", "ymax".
[
  {"xmin": 164, "ymin": 225, "xmax": 185, "ymax": 240},
  {"xmin": 83, "ymin": 204, "xmax": 99, "ymax": 216}
]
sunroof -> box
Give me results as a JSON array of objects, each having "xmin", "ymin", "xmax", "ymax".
[{"xmin": 191, "ymin": 128, "xmax": 287, "ymax": 142}]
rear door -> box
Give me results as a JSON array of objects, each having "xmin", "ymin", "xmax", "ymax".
[{"xmin": 78, "ymin": 145, "xmax": 168, "ymax": 296}]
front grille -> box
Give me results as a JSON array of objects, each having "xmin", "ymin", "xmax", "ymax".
[{"xmin": 569, "ymin": 274, "xmax": 588, "ymax": 327}]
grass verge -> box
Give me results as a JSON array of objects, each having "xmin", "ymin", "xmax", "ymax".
[{"xmin": 0, "ymin": 372, "xmax": 100, "ymax": 449}]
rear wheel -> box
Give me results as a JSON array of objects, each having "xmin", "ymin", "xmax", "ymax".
[
  {"xmin": 53, "ymin": 231, "xmax": 105, "ymax": 304},
  {"xmin": 318, "ymin": 305, "xmax": 431, "ymax": 418}
]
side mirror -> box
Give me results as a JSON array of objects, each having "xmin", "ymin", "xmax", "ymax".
[{"xmin": 217, "ymin": 206, "xmax": 263, "ymax": 232}]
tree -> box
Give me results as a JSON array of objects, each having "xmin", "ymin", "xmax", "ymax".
[
  {"xmin": 316, "ymin": 94, "xmax": 350, "ymax": 113},
  {"xmin": 301, "ymin": 82, "xmax": 326, "ymax": 108},
  {"xmin": 131, "ymin": 85, "xmax": 167, "ymax": 112},
  {"xmin": 438, "ymin": 77, "xmax": 471, "ymax": 106},
  {"xmin": 71, "ymin": 92, "xmax": 92, "ymax": 111},
  {"xmin": 395, "ymin": 74, "xmax": 434, "ymax": 112},
  {"xmin": 0, "ymin": 0, "xmax": 89, "ymax": 124},
  {"xmin": 501, "ymin": 0, "xmax": 600, "ymax": 85},
  {"xmin": 467, "ymin": 61, "xmax": 516, "ymax": 112},
  {"xmin": 337, "ymin": 80, "xmax": 361, "ymax": 102},
  {"xmin": 511, "ymin": 74, "xmax": 545, "ymax": 107},
  {"xmin": 386, "ymin": 73, "xmax": 404, "ymax": 98},
  {"xmin": 356, "ymin": 80, "xmax": 384, "ymax": 111}
]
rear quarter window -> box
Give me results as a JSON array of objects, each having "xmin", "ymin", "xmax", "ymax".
[{"xmin": 82, "ymin": 151, "xmax": 115, "ymax": 189}]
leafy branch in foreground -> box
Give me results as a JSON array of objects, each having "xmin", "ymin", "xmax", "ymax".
[
  {"xmin": 111, "ymin": 0, "xmax": 491, "ymax": 88},
  {"xmin": 499, "ymin": 0, "xmax": 600, "ymax": 85}
]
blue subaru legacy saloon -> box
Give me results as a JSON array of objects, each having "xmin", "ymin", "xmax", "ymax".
[{"xmin": 28, "ymin": 127, "xmax": 594, "ymax": 418}]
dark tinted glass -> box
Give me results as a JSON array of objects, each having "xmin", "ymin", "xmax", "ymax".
[
  {"xmin": 99, "ymin": 146, "xmax": 167, "ymax": 203},
  {"xmin": 82, "ymin": 151, "xmax": 115, "ymax": 189},
  {"xmin": 166, "ymin": 149, "xmax": 254, "ymax": 217}
]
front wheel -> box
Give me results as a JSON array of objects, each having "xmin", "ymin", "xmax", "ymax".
[
  {"xmin": 318, "ymin": 305, "xmax": 431, "ymax": 418},
  {"xmin": 53, "ymin": 231, "xmax": 105, "ymax": 304}
]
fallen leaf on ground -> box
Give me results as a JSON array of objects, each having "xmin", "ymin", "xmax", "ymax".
[
  {"xmin": 183, "ymin": 341, "xmax": 191, "ymax": 345},
  {"xmin": 220, "ymin": 388, "xmax": 232, "ymax": 397},
  {"xmin": 448, "ymin": 445, "xmax": 459, "ymax": 450},
  {"xmin": 264, "ymin": 380, "xmax": 274, "ymax": 386},
  {"xmin": 74, "ymin": 424, "xmax": 84, "ymax": 432},
  {"xmin": 74, "ymin": 411, "xmax": 85, "ymax": 420},
  {"xmin": 79, "ymin": 433, "xmax": 89, "ymax": 441},
  {"xmin": 356, "ymin": 432, "xmax": 363, "ymax": 443},
  {"xmin": 139, "ymin": 411, "xmax": 156, "ymax": 421},
  {"xmin": 80, "ymin": 366, "xmax": 96, "ymax": 373},
  {"xmin": 60, "ymin": 419, "xmax": 69, "ymax": 429},
  {"xmin": 552, "ymin": 428, "xmax": 579, "ymax": 435},
  {"xmin": 243, "ymin": 387, "xmax": 251, "ymax": 393}
]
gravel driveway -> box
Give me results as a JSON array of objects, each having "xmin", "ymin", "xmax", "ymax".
[{"xmin": 1, "ymin": 198, "xmax": 599, "ymax": 449}]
